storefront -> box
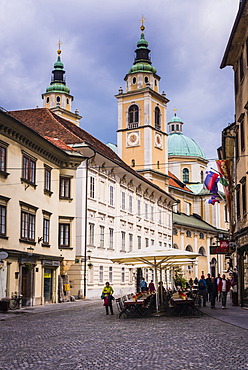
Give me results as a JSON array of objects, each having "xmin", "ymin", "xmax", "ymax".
[
  {"xmin": 236, "ymin": 230, "xmax": 248, "ymax": 307},
  {"xmin": 42, "ymin": 260, "xmax": 60, "ymax": 304}
]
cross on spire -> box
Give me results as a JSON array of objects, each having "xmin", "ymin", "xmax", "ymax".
[
  {"xmin": 57, "ymin": 39, "xmax": 62, "ymax": 55},
  {"xmin": 140, "ymin": 15, "xmax": 146, "ymax": 33}
]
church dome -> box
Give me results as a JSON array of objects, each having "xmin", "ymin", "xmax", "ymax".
[{"xmin": 168, "ymin": 133, "xmax": 206, "ymax": 159}]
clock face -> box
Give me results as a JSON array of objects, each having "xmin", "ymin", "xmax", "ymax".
[
  {"xmin": 127, "ymin": 132, "xmax": 139, "ymax": 147},
  {"xmin": 155, "ymin": 133, "xmax": 162, "ymax": 148}
]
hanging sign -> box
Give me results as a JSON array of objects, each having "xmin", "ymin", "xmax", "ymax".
[
  {"xmin": 210, "ymin": 240, "xmax": 229, "ymax": 254},
  {"xmin": 0, "ymin": 251, "xmax": 8, "ymax": 260}
]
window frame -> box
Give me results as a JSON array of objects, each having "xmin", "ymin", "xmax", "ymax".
[
  {"xmin": 183, "ymin": 168, "xmax": 189, "ymax": 183},
  {"xmin": 22, "ymin": 152, "xmax": 37, "ymax": 186},
  {"xmin": 109, "ymin": 228, "xmax": 114, "ymax": 250},
  {"xmin": 100, "ymin": 225, "xmax": 105, "ymax": 248},
  {"xmin": 0, "ymin": 204, "xmax": 6, "ymax": 237},
  {"xmin": 59, "ymin": 223, "xmax": 70, "ymax": 248},
  {"xmin": 0, "ymin": 140, "xmax": 8, "ymax": 177},
  {"xmin": 44, "ymin": 165, "xmax": 52, "ymax": 195},
  {"xmin": 129, "ymin": 233, "xmax": 133, "ymax": 252},
  {"xmin": 59, "ymin": 176, "xmax": 71, "ymax": 199},
  {"xmin": 155, "ymin": 106, "xmax": 161, "ymax": 130},
  {"xmin": 121, "ymin": 231, "xmax": 125, "ymax": 251},
  {"xmin": 89, "ymin": 176, "xmax": 95, "ymax": 199},
  {"xmin": 89, "ymin": 223, "xmax": 95, "ymax": 246},
  {"xmin": 128, "ymin": 104, "xmax": 139, "ymax": 127},
  {"xmin": 109, "ymin": 185, "xmax": 114, "ymax": 206}
]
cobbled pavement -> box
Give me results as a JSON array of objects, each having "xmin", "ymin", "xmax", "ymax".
[{"xmin": 0, "ymin": 301, "xmax": 247, "ymax": 370}]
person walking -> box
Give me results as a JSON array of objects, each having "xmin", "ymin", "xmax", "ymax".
[
  {"xmin": 218, "ymin": 274, "xmax": 230, "ymax": 309},
  {"xmin": 102, "ymin": 282, "xmax": 114, "ymax": 315},
  {"xmin": 205, "ymin": 273, "xmax": 212, "ymax": 302},
  {"xmin": 198, "ymin": 275, "xmax": 207, "ymax": 306},
  {"xmin": 230, "ymin": 272, "xmax": 238, "ymax": 306},
  {"xmin": 140, "ymin": 277, "xmax": 147, "ymax": 292},
  {"xmin": 148, "ymin": 280, "xmax": 155, "ymax": 293},
  {"xmin": 215, "ymin": 273, "xmax": 222, "ymax": 301},
  {"xmin": 208, "ymin": 277, "xmax": 218, "ymax": 309}
]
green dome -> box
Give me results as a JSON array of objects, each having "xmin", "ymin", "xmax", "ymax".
[
  {"xmin": 46, "ymin": 83, "xmax": 70, "ymax": 94},
  {"xmin": 169, "ymin": 115, "xmax": 182, "ymax": 123},
  {"xmin": 168, "ymin": 133, "xmax": 206, "ymax": 159},
  {"xmin": 129, "ymin": 63, "xmax": 157, "ymax": 74}
]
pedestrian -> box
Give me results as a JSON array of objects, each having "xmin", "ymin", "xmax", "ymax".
[
  {"xmin": 198, "ymin": 275, "xmax": 207, "ymax": 306},
  {"xmin": 140, "ymin": 277, "xmax": 147, "ymax": 292},
  {"xmin": 194, "ymin": 277, "xmax": 198, "ymax": 285},
  {"xmin": 148, "ymin": 280, "xmax": 155, "ymax": 293},
  {"xmin": 230, "ymin": 272, "xmax": 238, "ymax": 306},
  {"xmin": 158, "ymin": 281, "xmax": 165, "ymax": 306},
  {"xmin": 102, "ymin": 282, "xmax": 114, "ymax": 315},
  {"xmin": 218, "ymin": 274, "xmax": 230, "ymax": 309},
  {"xmin": 189, "ymin": 278, "xmax": 194, "ymax": 287},
  {"xmin": 205, "ymin": 273, "xmax": 212, "ymax": 302},
  {"xmin": 208, "ymin": 277, "xmax": 218, "ymax": 309},
  {"xmin": 215, "ymin": 273, "xmax": 222, "ymax": 301}
]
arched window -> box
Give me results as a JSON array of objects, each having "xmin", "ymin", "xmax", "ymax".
[
  {"xmin": 173, "ymin": 228, "xmax": 178, "ymax": 235},
  {"xmin": 144, "ymin": 76, "xmax": 149, "ymax": 83},
  {"xmin": 128, "ymin": 105, "xmax": 139, "ymax": 128},
  {"xmin": 131, "ymin": 159, "xmax": 135, "ymax": 167},
  {"xmin": 186, "ymin": 245, "xmax": 193, "ymax": 252},
  {"xmin": 183, "ymin": 168, "xmax": 189, "ymax": 183},
  {"xmin": 199, "ymin": 232, "xmax": 204, "ymax": 239},
  {"xmin": 155, "ymin": 107, "xmax": 161, "ymax": 130},
  {"xmin": 199, "ymin": 246, "xmax": 206, "ymax": 256},
  {"xmin": 173, "ymin": 243, "xmax": 179, "ymax": 249},
  {"xmin": 186, "ymin": 230, "xmax": 192, "ymax": 237},
  {"xmin": 132, "ymin": 77, "xmax": 136, "ymax": 84}
]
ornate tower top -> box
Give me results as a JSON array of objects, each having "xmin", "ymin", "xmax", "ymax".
[{"xmin": 46, "ymin": 43, "xmax": 70, "ymax": 94}]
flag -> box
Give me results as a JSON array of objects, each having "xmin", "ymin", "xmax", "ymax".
[
  {"xmin": 204, "ymin": 171, "xmax": 219, "ymax": 193},
  {"xmin": 208, "ymin": 195, "xmax": 220, "ymax": 205}
]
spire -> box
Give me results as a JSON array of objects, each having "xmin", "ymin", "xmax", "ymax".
[
  {"xmin": 128, "ymin": 19, "xmax": 157, "ymax": 74},
  {"xmin": 46, "ymin": 42, "xmax": 70, "ymax": 94}
]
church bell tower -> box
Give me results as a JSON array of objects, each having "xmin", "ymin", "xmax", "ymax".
[
  {"xmin": 42, "ymin": 42, "xmax": 82, "ymax": 125},
  {"xmin": 116, "ymin": 19, "xmax": 169, "ymax": 189}
]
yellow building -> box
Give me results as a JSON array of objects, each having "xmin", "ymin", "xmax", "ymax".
[
  {"xmin": 116, "ymin": 22, "xmax": 169, "ymax": 191},
  {"xmin": 117, "ymin": 23, "xmax": 229, "ymax": 280}
]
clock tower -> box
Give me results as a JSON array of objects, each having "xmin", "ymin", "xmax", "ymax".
[{"xmin": 116, "ymin": 20, "xmax": 169, "ymax": 189}]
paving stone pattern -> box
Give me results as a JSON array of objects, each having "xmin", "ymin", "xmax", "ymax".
[{"xmin": 0, "ymin": 301, "xmax": 247, "ymax": 369}]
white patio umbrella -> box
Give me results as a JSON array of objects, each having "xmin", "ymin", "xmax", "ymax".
[{"xmin": 111, "ymin": 247, "xmax": 200, "ymax": 312}]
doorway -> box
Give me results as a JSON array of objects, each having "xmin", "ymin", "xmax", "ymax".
[
  {"xmin": 44, "ymin": 268, "xmax": 53, "ymax": 303},
  {"xmin": 21, "ymin": 265, "xmax": 34, "ymax": 306}
]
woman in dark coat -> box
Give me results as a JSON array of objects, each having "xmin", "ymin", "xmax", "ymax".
[{"xmin": 208, "ymin": 277, "xmax": 218, "ymax": 309}]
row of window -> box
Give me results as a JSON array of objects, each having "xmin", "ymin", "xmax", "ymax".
[
  {"xmin": 88, "ymin": 223, "xmax": 170, "ymax": 251},
  {"xmin": 234, "ymin": 38, "xmax": 248, "ymax": 95},
  {"xmin": 98, "ymin": 266, "xmax": 132, "ymax": 284},
  {"xmin": 128, "ymin": 104, "xmax": 161, "ymax": 130},
  {"xmin": 173, "ymin": 228, "xmax": 204, "ymax": 239},
  {"xmin": 173, "ymin": 244, "xmax": 206, "ymax": 256},
  {"xmin": 90, "ymin": 176, "xmax": 168, "ymax": 223},
  {"xmin": 0, "ymin": 143, "xmax": 72, "ymax": 199},
  {"xmin": 0, "ymin": 199, "xmax": 71, "ymax": 248}
]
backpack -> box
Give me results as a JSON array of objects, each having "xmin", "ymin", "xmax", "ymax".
[{"xmin": 199, "ymin": 281, "xmax": 205, "ymax": 290}]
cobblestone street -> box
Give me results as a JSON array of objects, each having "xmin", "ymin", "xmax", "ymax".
[{"xmin": 0, "ymin": 301, "xmax": 247, "ymax": 370}]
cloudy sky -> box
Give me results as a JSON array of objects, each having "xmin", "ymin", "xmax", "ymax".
[{"xmin": 0, "ymin": 0, "xmax": 240, "ymax": 161}]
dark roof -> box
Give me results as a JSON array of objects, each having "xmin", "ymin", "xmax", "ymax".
[
  {"xmin": 9, "ymin": 108, "xmax": 175, "ymax": 201},
  {"xmin": 220, "ymin": 0, "xmax": 248, "ymax": 68},
  {"xmin": 173, "ymin": 212, "xmax": 219, "ymax": 233}
]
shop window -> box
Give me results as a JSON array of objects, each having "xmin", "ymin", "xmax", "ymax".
[
  {"xmin": 22, "ymin": 152, "xmax": 36, "ymax": 186},
  {"xmin": 59, "ymin": 176, "xmax": 71, "ymax": 199}
]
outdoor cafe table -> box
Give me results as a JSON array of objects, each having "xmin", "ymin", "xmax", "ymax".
[
  {"xmin": 123, "ymin": 296, "xmax": 151, "ymax": 318},
  {"xmin": 170, "ymin": 297, "xmax": 195, "ymax": 316}
]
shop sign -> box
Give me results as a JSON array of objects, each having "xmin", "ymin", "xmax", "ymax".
[
  {"xmin": 42, "ymin": 260, "xmax": 60, "ymax": 267},
  {"xmin": 210, "ymin": 240, "xmax": 229, "ymax": 254},
  {"xmin": 44, "ymin": 273, "xmax": 52, "ymax": 278}
]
